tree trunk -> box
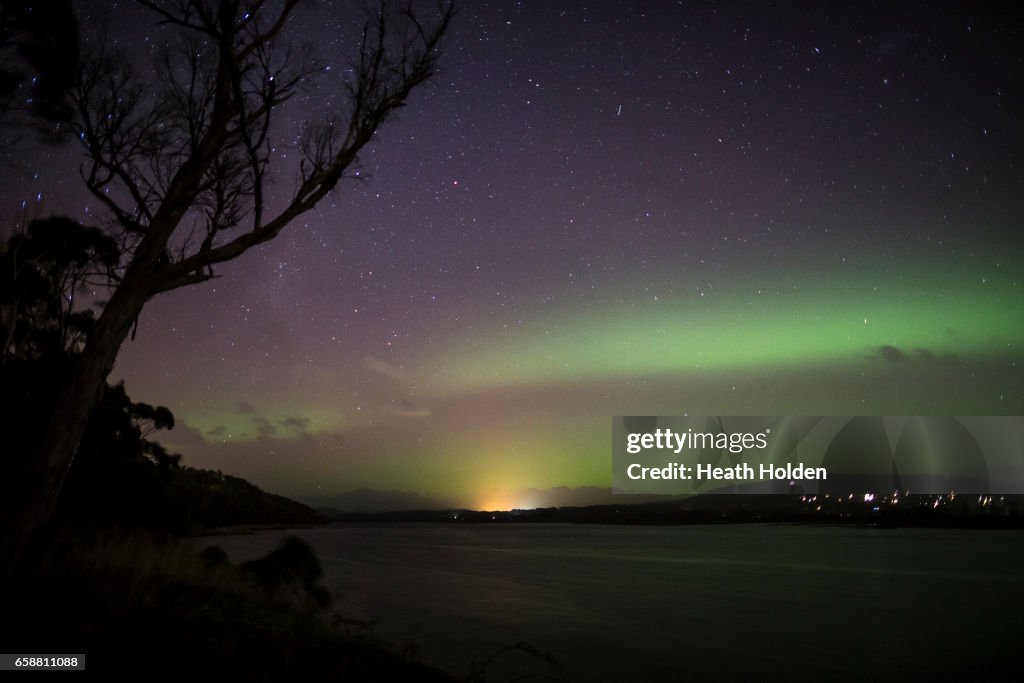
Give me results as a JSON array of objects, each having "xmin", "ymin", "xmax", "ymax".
[{"xmin": 2, "ymin": 276, "xmax": 152, "ymax": 567}]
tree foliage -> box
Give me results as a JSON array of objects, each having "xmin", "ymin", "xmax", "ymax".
[
  {"xmin": 1, "ymin": 216, "xmax": 118, "ymax": 364},
  {"xmin": 1, "ymin": 219, "xmax": 177, "ymax": 522}
]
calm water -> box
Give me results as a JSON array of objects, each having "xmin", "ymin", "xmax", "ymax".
[{"xmin": 205, "ymin": 523, "xmax": 1023, "ymax": 681}]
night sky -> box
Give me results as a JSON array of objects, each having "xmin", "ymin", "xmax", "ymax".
[{"xmin": 3, "ymin": 1, "xmax": 1023, "ymax": 510}]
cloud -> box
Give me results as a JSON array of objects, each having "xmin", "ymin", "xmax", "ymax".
[
  {"xmin": 207, "ymin": 425, "xmax": 226, "ymax": 437},
  {"xmin": 362, "ymin": 356, "xmax": 431, "ymax": 418},
  {"xmin": 878, "ymin": 345, "xmax": 905, "ymax": 362},
  {"xmin": 252, "ymin": 416, "xmax": 278, "ymax": 439},
  {"xmin": 877, "ymin": 345, "xmax": 961, "ymax": 365},
  {"xmin": 280, "ymin": 415, "xmax": 311, "ymax": 431},
  {"xmin": 364, "ymin": 355, "xmax": 407, "ymax": 381},
  {"xmin": 235, "ymin": 400, "xmax": 258, "ymax": 414},
  {"xmin": 386, "ymin": 396, "xmax": 431, "ymax": 419},
  {"xmin": 388, "ymin": 406, "xmax": 432, "ymax": 419}
]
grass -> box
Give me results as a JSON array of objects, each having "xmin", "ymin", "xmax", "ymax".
[{"xmin": 1, "ymin": 525, "xmax": 452, "ymax": 681}]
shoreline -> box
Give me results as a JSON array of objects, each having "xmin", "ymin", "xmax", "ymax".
[{"xmin": 193, "ymin": 521, "xmax": 327, "ymax": 537}]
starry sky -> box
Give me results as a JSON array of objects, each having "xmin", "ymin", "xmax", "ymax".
[{"xmin": 3, "ymin": 1, "xmax": 1023, "ymax": 510}]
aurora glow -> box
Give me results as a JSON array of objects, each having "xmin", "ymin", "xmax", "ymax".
[
  {"xmin": 426, "ymin": 254, "xmax": 1022, "ymax": 393},
  {"xmin": 3, "ymin": 2, "xmax": 1023, "ymax": 510}
]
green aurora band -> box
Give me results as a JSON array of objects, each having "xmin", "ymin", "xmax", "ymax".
[
  {"xmin": 427, "ymin": 260, "xmax": 1022, "ymax": 393},
  {"xmin": 151, "ymin": 250, "xmax": 1023, "ymax": 508}
]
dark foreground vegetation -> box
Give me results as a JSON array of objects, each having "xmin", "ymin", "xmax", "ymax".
[
  {"xmin": 1, "ymin": 528, "xmax": 451, "ymax": 681},
  {"xmin": 0, "ymin": 219, "xmax": 448, "ymax": 679},
  {"xmin": 0, "ymin": 218, "xmax": 326, "ymax": 534}
]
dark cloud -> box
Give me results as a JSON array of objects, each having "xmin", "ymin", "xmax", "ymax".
[
  {"xmin": 235, "ymin": 400, "xmax": 258, "ymax": 414},
  {"xmin": 280, "ymin": 416, "xmax": 311, "ymax": 431},
  {"xmin": 207, "ymin": 425, "xmax": 226, "ymax": 437},
  {"xmin": 878, "ymin": 345, "xmax": 905, "ymax": 362},
  {"xmin": 386, "ymin": 396, "xmax": 431, "ymax": 419},
  {"xmin": 252, "ymin": 416, "xmax": 278, "ymax": 439},
  {"xmin": 878, "ymin": 345, "xmax": 962, "ymax": 364},
  {"xmin": 364, "ymin": 355, "xmax": 407, "ymax": 381}
]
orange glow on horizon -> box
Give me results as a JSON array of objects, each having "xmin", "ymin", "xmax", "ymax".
[{"xmin": 474, "ymin": 493, "xmax": 537, "ymax": 512}]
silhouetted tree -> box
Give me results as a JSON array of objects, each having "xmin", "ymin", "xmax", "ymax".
[
  {"xmin": 5, "ymin": 0, "xmax": 455, "ymax": 562},
  {"xmin": 1, "ymin": 219, "xmax": 181, "ymax": 529},
  {"xmin": 2, "ymin": 219, "xmax": 110, "ymax": 484},
  {"xmin": 0, "ymin": 216, "xmax": 118, "ymax": 366},
  {"xmin": 57, "ymin": 380, "xmax": 183, "ymax": 528},
  {"xmin": 2, "ymin": 219, "xmax": 323, "ymax": 533}
]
